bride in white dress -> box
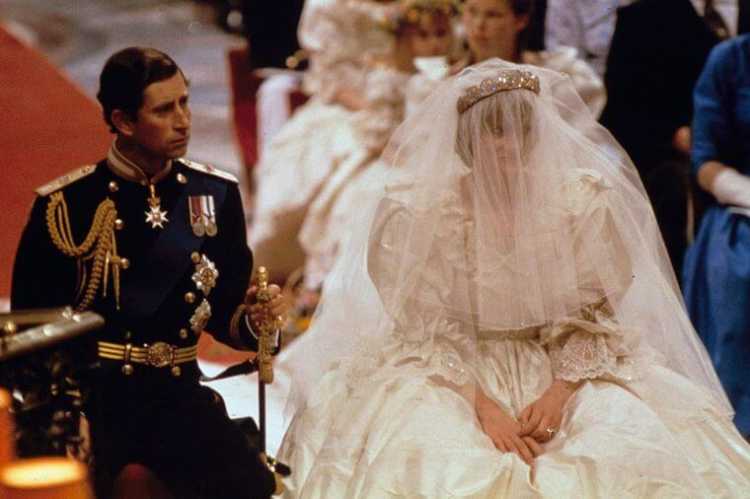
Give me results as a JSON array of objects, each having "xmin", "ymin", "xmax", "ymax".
[{"xmin": 277, "ymin": 59, "xmax": 750, "ymax": 498}]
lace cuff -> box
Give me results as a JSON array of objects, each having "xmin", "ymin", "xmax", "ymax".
[
  {"xmin": 427, "ymin": 343, "xmax": 472, "ymax": 387},
  {"xmin": 540, "ymin": 300, "xmax": 640, "ymax": 384}
]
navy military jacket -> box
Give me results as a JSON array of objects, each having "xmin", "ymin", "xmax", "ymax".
[{"xmin": 11, "ymin": 157, "xmax": 259, "ymax": 379}]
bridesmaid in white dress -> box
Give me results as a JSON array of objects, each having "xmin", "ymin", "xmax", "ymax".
[
  {"xmin": 276, "ymin": 60, "xmax": 750, "ymax": 498},
  {"xmin": 299, "ymin": 0, "xmax": 460, "ymax": 290},
  {"xmin": 250, "ymin": 0, "xmax": 414, "ymax": 279}
]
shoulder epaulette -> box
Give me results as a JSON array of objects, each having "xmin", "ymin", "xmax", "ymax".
[
  {"xmin": 35, "ymin": 164, "xmax": 97, "ymax": 197},
  {"xmin": 179, "ymin": 159, "xmax": 238, "ymax": 184}
]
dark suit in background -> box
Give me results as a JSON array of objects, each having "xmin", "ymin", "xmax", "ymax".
[
  {"xmin": 242, "ymin": 0, "xmax": 305, "ymax": 68},
  {"xmin": 599, "ymin": 0, "xmax": 732, "ymax": 279}
]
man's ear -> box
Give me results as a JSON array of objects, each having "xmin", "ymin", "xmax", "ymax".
[{"xmin": 111, "ymin": 109, "xmax": 136, "ymax": 137}]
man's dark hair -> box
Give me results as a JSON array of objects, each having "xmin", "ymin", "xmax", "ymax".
[{"xmin": 97, "ymin": 47, "xmax": 183, "ymax": 133}]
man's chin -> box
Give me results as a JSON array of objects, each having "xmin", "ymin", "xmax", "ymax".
[{"xmin": 169, "ymin": 144, "xmax": 189, "ymax": 158}]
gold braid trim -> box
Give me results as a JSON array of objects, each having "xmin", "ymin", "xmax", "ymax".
[{"xmin": 45, "ymin": 192, "xmax": 119, "ymax": 311}]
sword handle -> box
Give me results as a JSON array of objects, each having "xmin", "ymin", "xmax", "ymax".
[{"xmin": 255, "ymin": 266, "xmax": 274, "ymax": 384}]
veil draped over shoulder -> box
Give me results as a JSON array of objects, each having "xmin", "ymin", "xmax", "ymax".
[{"xmin": 279, "ymin": 58, "xmax": 732, "ymax": 420}]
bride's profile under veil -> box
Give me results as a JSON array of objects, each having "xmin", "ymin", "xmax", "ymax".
[{"xmin": 276, "ymin": 59, "xmax": 750, "ymax": 498}]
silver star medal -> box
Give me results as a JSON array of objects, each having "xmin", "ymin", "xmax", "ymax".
[{"xmin": 145, "ymin": 184, "xmax": 169, "ymax": 229}]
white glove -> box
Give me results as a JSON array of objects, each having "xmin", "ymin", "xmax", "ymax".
[{"xmin": 710, "ymin": 167, "xmax": 750, "ymax": 209}]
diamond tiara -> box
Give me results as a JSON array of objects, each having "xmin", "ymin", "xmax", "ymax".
[{"xmin": 457, "ymin": 69, "xmax": 540, "ymax": 114}]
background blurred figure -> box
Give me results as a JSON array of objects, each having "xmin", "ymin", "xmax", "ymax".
[
  {"xmin": 240, "ymin": 0, "xmax": 307, "ymax": 164},
  {"xmin": 299, "ymin": 0, "xmax": 459, "ymax": 292},
  {"xmin": 599, "ymin": 0, "xmax": 748, "ymax": 280},
  {"xmin": 544, "ymin": 0, "xmax": 621, "ymax": 77},
  {"xmin": 249, "ymin": 0, "xmax": 397, "ymax": 281},
  {"xmin": 242, "ymin": 0, "xmax": 305, "ymax": 69},
  {"xmin": 459, "ymin": 0, "xmax": 605, "ymax": 116},
  {"xmin": 683, "ymin": 34, "xmax": 750, "ymax": 439}
]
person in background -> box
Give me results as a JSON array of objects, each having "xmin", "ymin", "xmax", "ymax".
[
  {"xmin": 599, "ymin": 0, "xmax": 748, "ymax": 280},
  {"xmin": 248, "ymin": 0, "xmax": 397, "ymax": 282},
  {"xmin": 242, "ymin": 0, "xmax": 305, "ymax": 69},
  {"xmin": 459, "ymin": 0, "xmax": 605, "ymax": 116},
  {"xmin": 298, "ymin": 0, "xmax": 460, "ymax": 293},
  {"xmin": 682, "ymin": 33, "xmax": 750, "ymax": 439},
  {"xmin": 544, "ymin": 0, "xmax": 622, "ymax": 77}
]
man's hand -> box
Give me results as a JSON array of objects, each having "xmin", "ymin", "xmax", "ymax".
[
  {"xmin": 672, "ymin": 126, "xmax": 691, "ymax": 156},
  {"xmin": 244, "ymin": 284, "xmax": 288, "ymax": 333},
  {"xmin": 476, "ymin": 390, "xmax": 541, "ymax": 466},
  {"xmin": 519, "ymin": 379, "xmax": 578, "ymax": 444}
]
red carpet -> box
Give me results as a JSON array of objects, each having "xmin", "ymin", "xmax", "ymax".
[{"xmin": 0, "ymin": 27, "xmax": 111, "ymax": 298}]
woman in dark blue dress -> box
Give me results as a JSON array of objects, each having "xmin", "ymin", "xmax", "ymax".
[{"xmin": 683, "ymin": 34, "xmax": 750, "ymax": 437}]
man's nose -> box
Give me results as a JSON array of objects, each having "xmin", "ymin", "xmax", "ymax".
[{"xmin": 175, "ymin": 106, "xmax": 190, "ymax": 128}]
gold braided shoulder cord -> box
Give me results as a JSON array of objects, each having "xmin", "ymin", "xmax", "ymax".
[{"xmin": 45, "ymin": 192, "xmax": 119, "ymax": 311}]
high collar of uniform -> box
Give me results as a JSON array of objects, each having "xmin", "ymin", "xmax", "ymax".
[{"xmin": 107, "ymin": 141, "xmax": 174, "ymax": 186}]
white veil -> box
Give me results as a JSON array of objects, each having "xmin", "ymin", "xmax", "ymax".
[{"xmin": 279, "ymin": 59, "xmax": 732, "ymax": 419}]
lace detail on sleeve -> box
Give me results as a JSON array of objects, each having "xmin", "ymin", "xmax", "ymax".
[{"xmin": 540, "ymin": 300, "xmax": 640, "ymax": 384}]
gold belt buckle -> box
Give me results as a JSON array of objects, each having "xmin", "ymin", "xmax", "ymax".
[{"xmin": 145, "ymin": 342, "xmax": 174, "ymax": 368}]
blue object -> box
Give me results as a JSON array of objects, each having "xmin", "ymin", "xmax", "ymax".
[{"xmin": 683, "ymin": 34, "xmax": 750, "ymax": 436}]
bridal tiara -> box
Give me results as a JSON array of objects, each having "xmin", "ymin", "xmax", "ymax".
[{"xmin": 457, "ymin": 69, "xmax": 541, "ymax": 114}]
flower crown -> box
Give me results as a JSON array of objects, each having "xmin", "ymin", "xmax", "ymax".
[{"xmin": 457, "ymin": 70, "xmax": 541, "ymax": 114}]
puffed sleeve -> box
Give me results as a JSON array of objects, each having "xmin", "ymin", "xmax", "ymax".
[
  {"xmin": 691, "ymin": 40, "xmax": 738, "ymax": 175},
  {"xmin": 539, "ymin": 170, "xmax": 639, "ymax": 384},
  {"xmin": 367, "ymin": 194, "xmax": 478, "ymax": 387},
  {"xmin": 527, "ymin": 47, "xmax": 606, "ymax": 117}
]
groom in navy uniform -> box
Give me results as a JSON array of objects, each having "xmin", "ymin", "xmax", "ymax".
[{"xmin": 11, "ymin": 47, "xmax": 285, "ymax": 498}]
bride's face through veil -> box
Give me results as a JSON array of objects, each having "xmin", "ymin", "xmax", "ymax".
[
  {"xmin": 455, "ymin": 90, "xmax": 541, "ymax": 244},
  {"xmin": 457, "ymin": 93, "xmax": 535, "ymax": 167}
]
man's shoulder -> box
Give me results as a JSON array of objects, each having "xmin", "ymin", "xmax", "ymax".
[
  {"xmin": 35, "ymin": 163, "xmax": 101, "ymax": 197},
  {"xmin": 177, "ymin": 158, "xmax": 239, "ymax": 184}
]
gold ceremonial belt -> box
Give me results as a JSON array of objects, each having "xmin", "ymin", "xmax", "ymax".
[{"xmin": 97, "ymin": 341, "xmax": 198, "ymax": 368}]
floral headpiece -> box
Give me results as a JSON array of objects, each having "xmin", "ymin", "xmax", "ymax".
[{"xmin": 457, "ymin": 69, "xmax": 541, "ymax": 113}]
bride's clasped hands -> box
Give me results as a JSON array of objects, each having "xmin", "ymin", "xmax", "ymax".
[{"xmin": 476, "ymin": 379, "xmax": 579, "ymax": 466}]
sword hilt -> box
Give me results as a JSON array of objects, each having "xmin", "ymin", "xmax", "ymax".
[{"xmin": 255, "ymin": 266, "xmax": 274, "ymax": 384}]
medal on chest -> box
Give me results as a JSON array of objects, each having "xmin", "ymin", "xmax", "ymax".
[
  {"xmin": 145, "ymin": 184, "xmax": 169, "ymax": 229},
  {"xmin": 189, "ymin": 195, "xmax": 217, "ymax": 237}
]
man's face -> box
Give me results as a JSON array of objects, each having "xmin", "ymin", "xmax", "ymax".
[{"xmin": 129, "ymin": 72, "xmax": 191, "ymax": 161}]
